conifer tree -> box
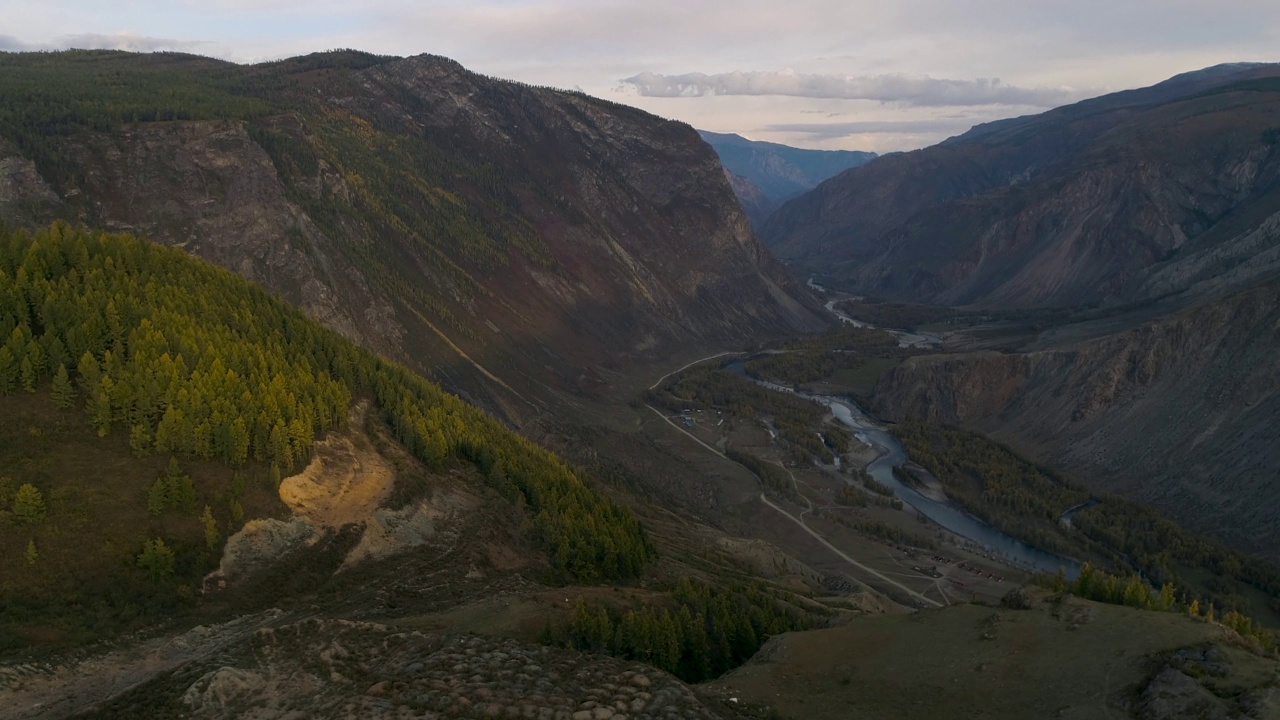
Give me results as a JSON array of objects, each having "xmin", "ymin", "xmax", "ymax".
[
  {"xmin": 20, "ymin": 355, "xmax": 36, "ymax": 393},
  {"xmin": 26, "ymin": 538, "xmax": 38, "ymax": 566},
  {"xmin": 201, "ymin": 505, "xmax": 220, "ymax": 550},
  {"xmin": 1123, "ymin": 577, "xmax": 1151, "ymax": 609},
  {"xmin": 1052, "ymin": 566, "xmax": 1068, "ymax": 593},
  {"xmin": 76, "ymin": 351, "xmax": 101, "ymax": 396},
  {"xmin": 51, "ymin": 363, "xmax": 75, "ymax": 408},
  {"xmin": 1074, "ymin": 562, "xmax": 1097, "ymax": 597},
  {"xmin": 130, "ymin": 423, "xmax": 153, "ymax": 457},
  {"xmin": 12, "ymin": 483, "xmax": 46, "ymax": 524},
  {"xmin": 147, "ymin": 478, "xmax": 169, "ymax": 516},
  {"xmin": 91, "ymin": 377, "xmax": 113, "ymax": 436},
  {"xmin": 0, "ymin": 346, "xmax": 16, "ymax": 393},
  {"xmin": 167, "ymin": 458, "xmax": 197, "ymax": 514},
  {"xmin": 137, "ymin": 538, "xmax": 175, "ymax": 581}
]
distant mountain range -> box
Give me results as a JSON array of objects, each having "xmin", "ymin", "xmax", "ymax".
[
  {"xmin": 760, "ymin": 62, "xmax": 1280, "ymax": 562},
  {"xmin": 763, "ymin": 62, "xmax": 1280, "ymax": 310},
  {"xmin": 697, "ymin": 130, "xmax": 875, "ymax": 227}
]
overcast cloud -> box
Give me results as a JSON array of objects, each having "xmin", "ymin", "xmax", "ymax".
[
  {"xmin": 766, "ymin": 119, "xmax": 982, "ymax": 140},
  {"xmin": 621, "ymin": 71, "xmax": 1085, "ymax": 107},
  {"xmin": 1, "ymin": 1, "xmax": 1277, "ymax": 151},
  {"xmin": 0, "ymin": 32, "xmax": 208, "ymax": 53}
]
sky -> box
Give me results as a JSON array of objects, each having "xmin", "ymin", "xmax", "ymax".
[{"xmin": 1, "ymin": 1, "xmax": 1277, "ymax": 152}]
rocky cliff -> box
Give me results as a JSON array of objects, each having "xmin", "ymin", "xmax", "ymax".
[
  {"xmin": 763, "ymin": 64, "xmax": 1280, "ymax": 309},
  {"xmin": 0, "ymin": 50, "xmax": 824, "ymax": 419},
  {"xmin": 723, "ymin": 169, "xmax": 779, "ymax": 229},
  {"xmin": 871, "ymin": 278, "xmax": 1280, "ymax": 561}
]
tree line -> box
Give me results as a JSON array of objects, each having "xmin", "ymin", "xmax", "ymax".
[
  {"xmin": 745, "ymin": 351, "xmax": 867, "ymax": 386},
  {"xmin": 898, "ymin": 421, "xmax": 1280, "ymax": 620},
  {"xmin": 545, "ymin": 577, "xmax": 815, "ymax": 683},
  {"xmin": 1038, "ymin": 563, "xmax": 1277, "ymax": 653}
]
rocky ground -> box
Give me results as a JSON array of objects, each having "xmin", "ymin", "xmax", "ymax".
[{"xmin": 80, "ymin": 619, "xmax": 750, "ymax": 720}]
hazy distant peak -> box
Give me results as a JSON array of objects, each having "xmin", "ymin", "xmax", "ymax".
[{"xmin": 698, "ymin": 129, "xmax": 875, "ymax": 226}]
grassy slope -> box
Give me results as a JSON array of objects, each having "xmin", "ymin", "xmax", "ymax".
[
  {"xmin": 0, "ymin": 391, "xmax": 284, "ymax": 648},
  {"xmin": 712, "ymin": 595, "xmax": 1279, "ymax": 720}
]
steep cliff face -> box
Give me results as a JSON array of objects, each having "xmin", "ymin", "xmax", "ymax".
[
  {"xmin": 872, "ymin": 279, "xmax": 1280, "ymax": 561},
  {"xmin": 0, "ymin": 50, "xmax": 823, "ymax": 417},
  {"xmin": 764, "ymin": 64, "xmax": 1280, "ymax": 309},
  {"xmin": 723, "ymin": 169, "xmax": 779, "ymax": 229}
]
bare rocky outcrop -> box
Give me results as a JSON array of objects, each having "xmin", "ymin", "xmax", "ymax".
[
  {"xmin": 207, "ymin": 403, "xmax": 477, "ymax": 588},
  {"xmin": 0, "ymin": 610, "xmax": 287, "ymax": 720},
  {"xmin": 1138, "ymin": 667, "xmax": 1232, "ymax": 720},
  {"xmin": 48, "ymin": 120, "xmax": 400, "ymax": 357},
  {"xmin": 208, "ymin": 517, "xmax": 319, "ymax": 588},
  {"xmin": 0, "ymin": 155, "xmax": 59, "ymax": 210},
  {"xmin": 182, "ymin": 667, "xmax": 267, "ymax": 713},
  {"xmin": 87, "ymin": 620, "xmax": 747, "ymax": 720}
]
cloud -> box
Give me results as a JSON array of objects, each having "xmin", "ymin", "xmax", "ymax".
[
  {"xmin": 0, "ymin": 34, "xmax": 39, "ymax": 51},
  {"xmin": 621, "ymin": 70, "xmax": 1085, "ymax": 107},
  {"xmin": 60, "ymin": 32, "xmax": 210, "ymax": 52},
  {"xmin": 0, "ymin": 32, "xmax": 209, "ymax": 54},
  {"xmin": 764, "ymin": 119, "xmax": 978, "ymax": 141}
]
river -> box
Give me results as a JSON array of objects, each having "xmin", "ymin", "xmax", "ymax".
[
  {"xmin": 808, "ymin": 277, "xmax": 943, "ymax": 350},
  {"xmin": 728, "ymin": 319, "xmax": 1080, "ymax": 576}
]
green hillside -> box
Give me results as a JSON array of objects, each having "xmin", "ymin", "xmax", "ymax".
[{"xmin": 0, "ymin": 222, "xmax": 650, "ymax": 649}]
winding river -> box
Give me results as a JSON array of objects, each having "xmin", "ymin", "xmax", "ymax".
[{"xmin": 728, "ymin": 296, "xmax": 1081, "ymax": 576}]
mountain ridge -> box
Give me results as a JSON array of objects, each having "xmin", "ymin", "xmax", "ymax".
[
  {"xmin": 762, "ymin": 61, "xmax": 1280, "ymax": 310},
  {"xmin": 869, "ymin": 274, "xmax": 1280, "ymax": 563},
  {"xmin": 759, "ymin": 61, "xmax": 1280, "ymax": 568},
  {"xmin": 0, "ymin": 50, "xmax": 825, "ymax": 423}
]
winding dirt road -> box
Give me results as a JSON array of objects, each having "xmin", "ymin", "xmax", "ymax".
[{"xmin": 643, "ymin": 404, "xmax": 943, "ymax": 609}]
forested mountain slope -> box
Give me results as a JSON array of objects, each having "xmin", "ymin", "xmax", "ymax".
[
  {"xmin": 763, "ymin": 63, "xmax": 1280, "ymax": 309},
  {"xmin": 0, "ymin": 224, "xmax": 648, "ymax": 649},
  {"xmin": 0, "ymin": 50, "xmax": 823, "ymax": 422}
]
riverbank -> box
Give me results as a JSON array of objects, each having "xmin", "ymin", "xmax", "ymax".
[{"xmin": 727, "ymin": 357, "xmax": 1080, "ymax": 577}]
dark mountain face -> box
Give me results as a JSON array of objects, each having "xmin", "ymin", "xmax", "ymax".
[
  {"xmin": 757, "ymin": 63, "xmax": 1280, "ymax": 564},
  {"xmin": 870, "ymin": 277, "xmax": 1280, "ymax": 563},
  {"xmin": 763, "ymin": 64, "xmax": 1280, "ymax": 310},
  {"xmin": 722, "ymin": 169, "xmax": 780, "ymax": 228},
  {"xmin": 698, "ymin": 130, "xmax": 875, "ymax": 227},
  {"xmin": 0, "ymin": 50, "xmax": 824, "ymax": 420}
]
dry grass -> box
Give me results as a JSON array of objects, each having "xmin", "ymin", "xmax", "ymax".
[
  {"xmin": 710, "ymin": 593, "xmax": 1278, "ymax": 720},
  {"xmin": 0, "ymin": 391, "xmax": 285, "ymax": 649}
]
